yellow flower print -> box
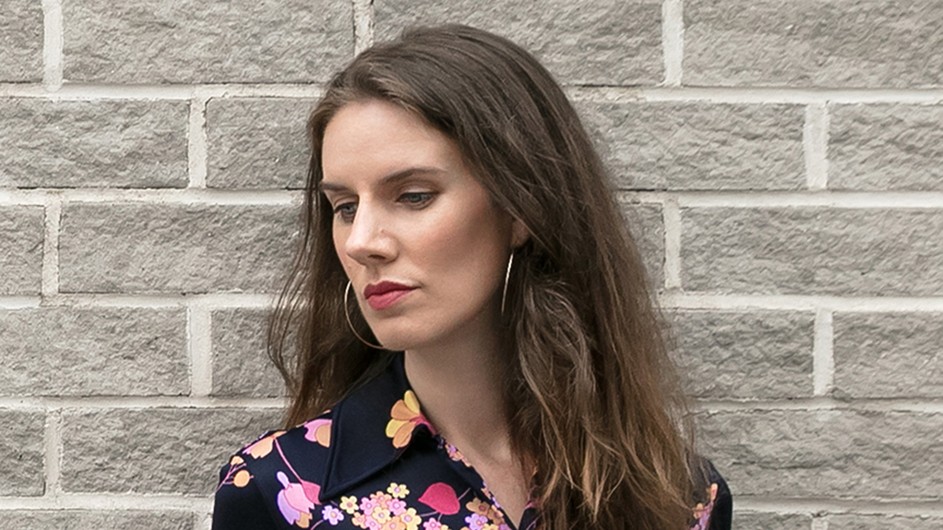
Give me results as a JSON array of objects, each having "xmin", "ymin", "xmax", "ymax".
[
  {"xmin": 385, "ymin": 390, "xmax": 427, "ymax": 448},
  {"xmin": 387, "ymin": 482, "xmax": 410, "ymax": 499},
  {"xmin": 340, "ymin": 495, "xmax": 359, "ymax": 515}
]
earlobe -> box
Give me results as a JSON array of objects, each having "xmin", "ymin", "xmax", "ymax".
[{"xmin": 510, "ymin": 217, "xmax": 531, "ymax": 249}]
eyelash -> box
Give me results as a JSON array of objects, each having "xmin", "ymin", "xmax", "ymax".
[{"xmin": 332, "ymin": 192, "xmax": 436, "ymax": 223}]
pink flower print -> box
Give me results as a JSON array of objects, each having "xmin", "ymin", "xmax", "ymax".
[
  {"xmin": 243, "ymin": 430, "xmax": 285, "ymax": 459},
  {"xmin": 322, "ymin": 505, "xmax": 345, "ymax": 526},
  {"xmin": 464, "ymin": 513, "xmax": 488, "ymax": 530},
  {"xmin": 422, "ymin": 520, "xmax": 450, "ymax": 530},
  {"xmin": 418, "ymin": 482, "xmax": 460, "ymax": 515},
  {"xmin": 359, "ymin": 497, "xmax": 378, "ymax": 514},
  {"xmin": 389, "ymin": 498, "xmax": 407, "ymax": 515},
  {"xmin": 276, "ymin": 471, "xmax": 316, "ymax": 528},
  {"xmin": 304, "ymin": 418, "xmax": 332, "ymax": 447}
]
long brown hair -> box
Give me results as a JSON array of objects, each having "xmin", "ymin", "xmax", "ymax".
[{"xmin": 268, "ymin": 24, "xmax": 704, "ymax": 529}]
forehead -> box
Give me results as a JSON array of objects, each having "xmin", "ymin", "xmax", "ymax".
[{"xmin": 320, "ymin": 99, "xmax": 462, "ymax": 186}]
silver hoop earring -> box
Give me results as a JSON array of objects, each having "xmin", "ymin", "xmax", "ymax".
[
  {"xmin": 344, "ymin": 280, "xmax": 385, "ymax": 349},
  {"xmin": 501, "ymin": 252, "xmax": 514, "ymax": 316}
]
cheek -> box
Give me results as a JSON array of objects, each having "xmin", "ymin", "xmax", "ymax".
[{"xmin": 414, "ymin": 200, "xmax": 508, "ymax": 287}]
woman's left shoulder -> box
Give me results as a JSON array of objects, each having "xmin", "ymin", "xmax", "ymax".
[{"xmin": 689, "ymin": 459, "xmax": 732, "ymax": 530}]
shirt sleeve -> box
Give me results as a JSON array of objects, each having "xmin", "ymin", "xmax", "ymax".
[
  {"xmin": 211, "ymin": 457, "xmax": 280, "ymax": 530},
  {"xmin": 707, "ymin": 471, "xmax": 732, "ymax": 530}
]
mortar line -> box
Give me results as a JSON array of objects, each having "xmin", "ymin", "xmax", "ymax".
[
  {"xmin": 41, "ymin": 0, "xmax": 63, "ymax": 91},
  {"xmin": 804, "ymin": 104, "xmax": 829, "ymax": 190},
  {"xmin": 352, "ymin": 0, "xmax": 375, "ymax": 55},
  {"xmin": 693, "ymin": 398, "xmax": 943, "ymax": 413},
  {"xmin": 662, "ymin": 0, "xmax": 684, "ymax": 86},
  {"xmin": 43, "ymin": 409, "xmax": 62, "ymax": 497},
  {"xmin": 188, "ymin": 98, "xmax": 209, "ymax": 188},
  {"xmin": 41, "ymin": 198, "xmax": 62, "ymax": 298},
  {"xmin": 0, "ymin": 188, "xmax": 302, "ymax": 206},
  {"xmin": 811, "ymin": 518, "xmax": 829, "ymax": 530},
  {"xmin": 813, "ymin": 309, "xmax": 835, "ymax": 396},
  {"xmin": 734, "ymin": 497, "xmax": 943, "ymax": 516},
  {"xmin": 0, "ymin": 495, "xmax": 213, "ymax": 510},
  {"xmin": 660, "ymin": 293, "xmax": 943, "ymax": 312},
  {"xmin": 0, "ymin": 292, "xmax": 277, "ymax": 309},
  {"xmin": 0, "ymin": 396, "xmax": 287, "ymax": 409},
  {"xmin": 663, "ymin": 196, "xmax": 682, "ymax": 290},
  {"xmin": 189, "ymin": 306, "xmax": 214, "ymax": 397}
]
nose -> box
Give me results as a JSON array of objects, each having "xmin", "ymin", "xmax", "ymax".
[{"xmin": 342, "ymin": 200, "xmax": 395, "ymax": 266}]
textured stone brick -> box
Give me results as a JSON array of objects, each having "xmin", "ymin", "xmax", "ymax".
[
  {"xmin": 668, "ymin": 310, "xmax": 813, "ymax": 399},
  {"xmin": 830, "ymin": 104, "xmax": 943, "ymax": 191},
  {"xmin": 578, "ymin": 102, "xmax": 804, "ymax": 190},
  {"xmin": 59, "ymin": 203, "xmax": 299, "ymax": 294},
  {"xmin": 63, "ymin": 0, "xmax": 353, "ymax": 83},
  {"xmin": 212, "ymin": 308, "xmax": 288, "ymax": 397},
  {"xmin": 375, "ymin": 0, "xmax": 663, "ymax": 85},
  {"xmin": 619, "ymin": 200, "xmax": 664, "ymax": 289},
  {"xmin": 0, "ymin": 308, "xmax": 187, "ymax": 397},
  {"xmin": 828, "ymin": 514, "xmax": 943, "ymax": 530},
  {"xmin": 0, "ymin": 1, "xmax": 43, "ymax": 82},
  {"xmin": 834, "ymin": 312, "xmax": 943, "ymax": 398},
  {"xmin": 0, "ymin": 410, "xmax": 44, "ymax": 496},
  {"xmin": 0, "ymin": 511, "xmax": 194, "ymax": 530},
  {"xmin": 682, "ymin": 208, "xmax": 943, "ymax": 296},
  {"xmin": 734, "ymin": 512, "xmax": 811, "ymax": 530},
  {"xmin": 0, "ymin": 206, "xmax": 43, "ymax": 295},
  {"xmin": 698, "ymin": 410, "xmax": 943, "ymax": 498},
  {"xmin": 0, "ymin": 100, "xmax": 188, "ymax": 188},
  {"xmin": 206, "ymin": 98, "xmax": 314, "ymax": 189},
  {"xmin": 61, "ymin": 408, "xmax": 281, "ymax": 494},
  {"xmin": 685, "ymin": 0, "xmax": 943, "ymax": 87}
]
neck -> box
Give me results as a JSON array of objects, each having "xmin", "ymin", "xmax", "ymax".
[{"xmin": 403, "ymin": 311, "xmax": 514, "ymax": 463}]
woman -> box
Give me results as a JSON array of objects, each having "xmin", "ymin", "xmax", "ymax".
[{"xmin": 213, "ymin": 24, "xmax": 731, "ymax": 530}]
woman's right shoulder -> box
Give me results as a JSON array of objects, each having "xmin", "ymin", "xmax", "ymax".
[{"xmin": 211, "ymin": 409, "xmax": 336, "ymax": 529}]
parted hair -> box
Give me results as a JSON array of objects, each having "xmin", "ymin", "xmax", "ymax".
[{"xmin": 268, "ymin": 24, "xmax": 706, "ymax": 530}]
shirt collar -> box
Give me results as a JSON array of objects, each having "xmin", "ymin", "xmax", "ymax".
[{"xmin": 318, "ymin": 352, "xmax": 435, "ymax": 501}]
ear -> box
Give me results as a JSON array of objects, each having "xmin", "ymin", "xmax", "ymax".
[{"xmin": 510, "ymin": 217, "xmax": 531, "ymax": 249}]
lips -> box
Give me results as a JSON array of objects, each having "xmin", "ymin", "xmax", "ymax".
[{"xmin": 363, "ymin": 281, "xmax": 416, "ymax": 310}]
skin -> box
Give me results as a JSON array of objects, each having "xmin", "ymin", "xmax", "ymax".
[{"xmin": 320, "ymin": 99, "xmax": 531, "ymax": 525}]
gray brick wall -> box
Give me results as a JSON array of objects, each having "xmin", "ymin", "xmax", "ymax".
[{"xmin": 0, "ymin": 1, "xmax": 940, "ymax": 528}]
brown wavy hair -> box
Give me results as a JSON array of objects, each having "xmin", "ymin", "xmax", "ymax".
[{"xmin": 268, "ymin": 24, "xmax": 705, "ymax": 529}]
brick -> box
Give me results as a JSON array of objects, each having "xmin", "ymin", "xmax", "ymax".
[
  {"xmin": 0, "ymin": 308, "xmax": 187, "ymax": 397},
  {"xmin": 830, "ymin": 104, "xmax": 943, "ymax": 191},
  {"xmin": 59, "ymin": 203, "xmax": 299, "ymax": 294},
  {"xmin": 0, "ymin": 1, "xmax": 43, "ymax": 82},
  {"xmin": 0, "ymin": 99, "xmax": 188, "ymax": 188},
  {"xmin": 681, "ymin": 208, "xmax": 943, "ymax": 296},
  {"xmin": 0, "ymin": 410, "xmax": 44, "ymax": 496},
  {"xmin": 63, "ymin": 0, "xmax": 353, "ymax": 83},
  {"xmin": 668, "ymin": 310, "xmax": 813, "ymax": 399},
  {"xmin": 734, "ymin": 512, "xmax": 811, "ymax": 530},
  {"xmin": 375, "ymin": 0, "xmax": 663, "ymax": 85},
  {"xmin": 698, "ymin": 410, "xmax": 943, "ymax": 498},
  {"xmin": 828, "ymin": 514, "xmax": 943, "ymax": 530},
  {"xmin": 61, "ymin": 408, "xmax": 281, "ymax": 494},
  {"xmin": 0, "ymin": 206, "xmax": 43, "ymax": 295},
  {"xmin": 206, "ymin": 98, "xmax": 314, "ymax": 189},
  {"xmin": 0, "ymin": 511, "xmax": 194, "ymax": 530},
  {"xmin": 578, "ymin": 101, "xmax": 804, "ymax": 190},
  {"xmin": 834, "ymin": 312, "xmax": 943, "ymax": 398},
  {"xmin": 212, "ymin": 308, "xmax": 288, "ymax": 397},
  {"xmin": 685, "ymin": 0, "xmax": 943, "ymax": 87},
  {"xmin": 618, "ymin": 200, "xmax": 664, "ymax": 290}
]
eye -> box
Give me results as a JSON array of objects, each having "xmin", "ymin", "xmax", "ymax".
[
  {"xmin": 398, "ymin": 191, "xmax": 436, "ymax": 207},
  {"xmin": 333, "ymin": 201, "xmax": 357, "ymax": 223}
]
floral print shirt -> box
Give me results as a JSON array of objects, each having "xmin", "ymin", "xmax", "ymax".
[{"xmin": 212, "ymin": 354, "xmax": 732, "ymax": 530}]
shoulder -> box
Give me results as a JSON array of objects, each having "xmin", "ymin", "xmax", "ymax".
[
  {"xmin": 690, "ymin": 459, "xmax": 732, "ymax": 530},
  {"xmin": 212, "ymin": 410, "xmax": 336, "ymax": 528}
]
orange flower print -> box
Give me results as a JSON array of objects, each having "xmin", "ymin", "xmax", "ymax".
[
  {"xmin": 385, "ymin": 390, "xmax": 429, "ymax": 448},
  {"xmin": 243, "ymin": 430, "xmax": 285, "ymax": 459},
  {"xmin": 304, "ymin": 418, "xmax": 332, "ymax": 447}
]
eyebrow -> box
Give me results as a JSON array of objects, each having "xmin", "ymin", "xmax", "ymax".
[{"xmin": 318, "ymin": 167, "xmax": 445, "ymax": 193}]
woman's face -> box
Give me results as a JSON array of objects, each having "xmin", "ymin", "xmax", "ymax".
[{"xmin": 320, "ymin": 99, "xmax": 527, "ymax": 352}]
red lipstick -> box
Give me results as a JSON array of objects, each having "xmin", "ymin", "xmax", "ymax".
[{"xmin": 363, "ymin": 281, "xmax": 416, "ymax": 311}]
